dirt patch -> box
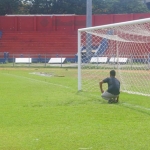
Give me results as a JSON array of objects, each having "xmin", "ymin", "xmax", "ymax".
[{"xmin": 30, "ymin": 72, "xmax": 65, "ymax": 77}]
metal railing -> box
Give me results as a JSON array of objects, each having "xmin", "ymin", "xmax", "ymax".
[{"xmin": 0, "ymin": 53, "xmax": 78, "ymax": 68}]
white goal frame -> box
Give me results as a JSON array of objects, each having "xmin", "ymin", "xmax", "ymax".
[{"xmin": 78, "ymin": 18, "xmax": 150, "ymax": 96}]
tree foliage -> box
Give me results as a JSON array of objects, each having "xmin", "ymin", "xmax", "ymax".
[
  {"xmin": 0, "ymin": 0, "xmax": 149, "ymax": 15},
  {"xmin": 110, "ymin": 0, "xmax": 149, "ymax": 14},
  {"xmin": 24, "ymin": 0, "xmax": 86, "ymax": 15},
  {"xmin": 0, "ymin": 0, "xmax": 22, "ymax": 15},
  {"xmin": 93, "ymin": 0, "xmax": 149, "ymax": 14}
]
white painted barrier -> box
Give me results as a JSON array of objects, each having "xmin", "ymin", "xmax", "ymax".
[
  {"xmin": 15, "ymin": 58, "xmax": 32, "ymax": 63},
  {"xmin": 48, "ymin": 58, "xmax": 66, "ymax": 64},
  {"xmin": 90, "ymin": 57, "xmax": 108, "ymax": 63},
  {"xmin": 109, "ymin": 57, "xmax": 128, "ymax": 63}
]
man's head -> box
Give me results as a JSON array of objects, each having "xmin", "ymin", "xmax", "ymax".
[{"xmin": 110, "ymin": 70, "xmax": 116, "ymax": 77}]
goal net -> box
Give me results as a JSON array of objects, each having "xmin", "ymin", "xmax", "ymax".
[{"xmin": 78, "ymin": 18, "xmax": 150, "ymax": 96}]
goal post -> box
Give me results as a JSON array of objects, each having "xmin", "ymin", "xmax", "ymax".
[
  {"xmin": 78, "ymin": 18, "xmax": 150, "ymax": 96},
  {"xmin": 78, "ymin": 31, "xmax": 82, "ymax": 91}
]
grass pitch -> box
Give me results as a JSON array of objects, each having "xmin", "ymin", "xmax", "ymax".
[{"xmin": 0, "ymin": 67, "xmax": 150, "ymax": 150}]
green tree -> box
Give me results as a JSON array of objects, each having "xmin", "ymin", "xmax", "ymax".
[
  {"xmin": 111, "ymin": 0, "xmax": 149, "ymax": 14},
  {"xmin": 26, "ymin": 0, "xmax": 149, "ymax": 15},
  {"xmin": 93, "ymin": 0, "xmax": 149, "ymax": 14},
  {"xmin": 50, "ymin": 0, "xmax": 86, "ymax": 15},
  {"xmin": 17, "ymin": 1, "xmax": 31, "ymax": 14},
  {"xmin": 0, "ymin": 0, "xmax": 149, "ymax": 15},
  {"xmin": 0, "ymin": 0, "xmax": 22, "ymax": 15},
  {"xmin": 25, "ymin": 0, "xmax": 86, "ymax": 15}
]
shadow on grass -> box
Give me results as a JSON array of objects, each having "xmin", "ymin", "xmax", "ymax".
[{"xmin": 75, "ymin": 90, "xmax": 108, "ymax": 105}]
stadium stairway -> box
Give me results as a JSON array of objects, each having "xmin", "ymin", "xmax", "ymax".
[
  {"xmin": 94, "ymin": 38, "xmax": 109, "ymax": 57},
  {"xmin": 93, "ymin": 30, "xmax": 113, "ymax": 57},
  {"xmin": 0, "ymin": 31, "xmax": 2, "ymax": 38}
]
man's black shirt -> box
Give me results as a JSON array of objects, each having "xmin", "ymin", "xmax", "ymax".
[{"xmin": 103, "ymin": 77, "xmax": 120, "ymax": 95}]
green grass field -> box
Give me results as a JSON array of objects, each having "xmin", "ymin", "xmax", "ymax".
[{"xmin": 0, "ymin": 67, "xmax": 150, "ymax": 150}]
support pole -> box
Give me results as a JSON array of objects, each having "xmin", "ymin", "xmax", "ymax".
[
  {"xmin": 78, "ymin": 31, "xmax": 82, "ymax": 91},
  {"xmin": 86, "ymin": 0, "xmax": 92, "ymax": 62},
  {"xmin": 86, "ymin": 0, "xmax": 92, "ymax": 28}
]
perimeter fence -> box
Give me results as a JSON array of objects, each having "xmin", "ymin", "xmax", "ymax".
[{"xmin": 0, "ymin": 53, "xmax": 78, "ymax": 68}]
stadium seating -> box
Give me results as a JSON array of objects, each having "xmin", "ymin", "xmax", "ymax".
[{"xmin": 0, "ymin": 31, "xmax": 77, "ymax": 56}]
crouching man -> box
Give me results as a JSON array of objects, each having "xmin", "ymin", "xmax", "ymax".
[{"xmin": 99, "ymin": 70, "xmax": 120, "ymax": 103}]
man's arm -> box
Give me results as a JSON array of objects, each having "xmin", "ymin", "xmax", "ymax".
[{"xmin": 99, "ymin": 81, "xmax": 104, "ymax": 93}]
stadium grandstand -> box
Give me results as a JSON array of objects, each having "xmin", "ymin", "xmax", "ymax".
[{"xmin": 1, "ymin": 13, "xmax": 150, "ymax": 63}]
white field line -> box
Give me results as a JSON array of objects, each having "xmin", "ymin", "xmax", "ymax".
[
  {"xmin": 88, "ymin": 93, "xmax": 150, "ymax": 112},
  {"xmin": 2, "ymin": 73, "xmax": 73, "ymax": 90},
  {"xmin": 121, "ymin": 102, "xmax": 150, "ymax": 111}
]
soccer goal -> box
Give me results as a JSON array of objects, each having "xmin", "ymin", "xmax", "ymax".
[{"xmin": 78, "ymin": 18, "xmax": 150, "ymax": 96}]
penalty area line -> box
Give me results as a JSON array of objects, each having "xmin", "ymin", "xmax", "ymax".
[{"xmin": 3, "ymin": 73, "xmax": 73, "ymax": 90}]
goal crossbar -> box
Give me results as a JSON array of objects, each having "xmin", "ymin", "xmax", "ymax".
[{"xmin": 78, "ymin": 18, "xmax": 150, "ymax": 32}]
